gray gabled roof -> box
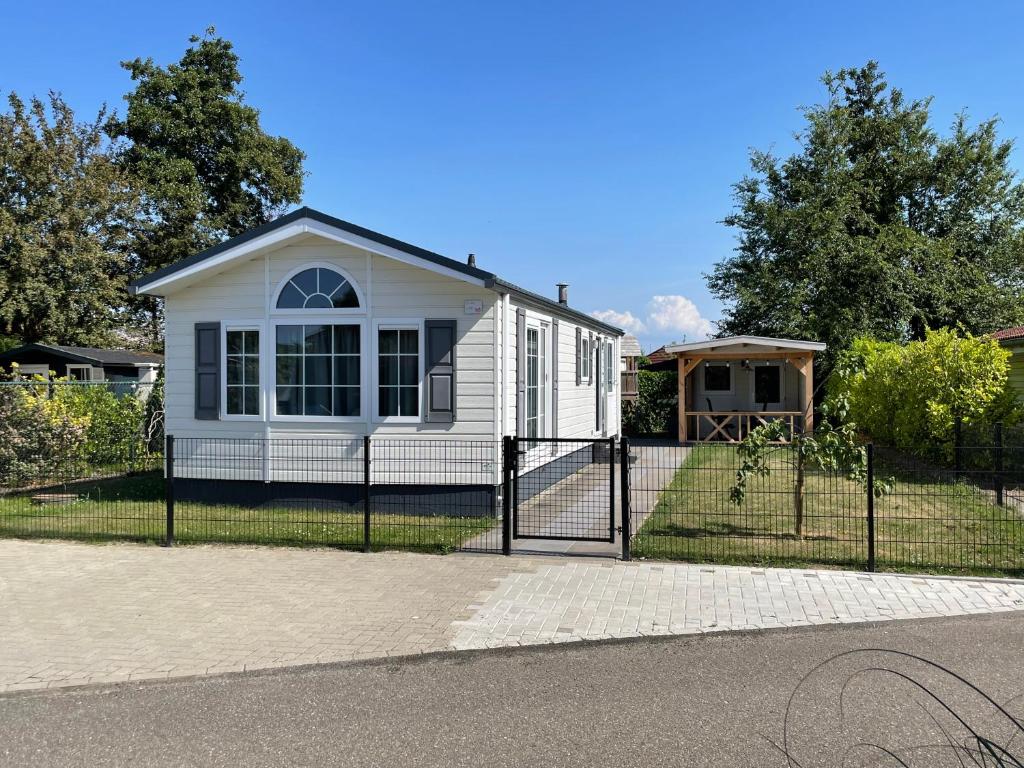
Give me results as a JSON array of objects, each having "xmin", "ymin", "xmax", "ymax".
[
  {"xmin": 130, "ymin": 207, "xmax": 623, "ymax": 336},
  {"xmin": 0, "ymin": 344, "xmax": 163, "ymax": 367}
]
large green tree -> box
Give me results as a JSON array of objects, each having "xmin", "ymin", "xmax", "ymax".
[
  {"xmin": 0, "ymin": 93, "xmax": 137, "ymax": 345},
  {"xmin": 707, "ymin": 62, "xmax": 1024, "ymax": 367},
  {"xmin": 108, "ymin": 29, "xmax": 306, "ymax": 337}
]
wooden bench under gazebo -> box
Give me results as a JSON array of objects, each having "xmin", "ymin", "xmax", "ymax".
[{"xmin": 664, "ymin": 336, "xmax": 826, "ymax": 443}]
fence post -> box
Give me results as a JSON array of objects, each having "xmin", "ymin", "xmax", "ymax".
[
  {"xmin": 608, "ymin": 436, "xmax": 616, "ymax": 542},
  {"xmin": 866, "ymin": 442, "xmax": 875, "ymax": 572},
  {"xmin": 501, "ymin": 436, "xmax": 513, "ymax": 556},
  {"xmin": 363, "ymin": 435, "xmax": 371, "ymax": 553},
  {"xmin": 620, "ymin": 437, "xmax": 631, "ymax": 561},
  {"xmin": 954, "ymin": 416, "xmax": 963, "ymax": 476},
  {"xmin": 165, "ymin": 434, "xmax": 175, "ymax": 547},
  {"xmin": 995, "ymin": 422, "xmax": 1004, "ymax": 507}
]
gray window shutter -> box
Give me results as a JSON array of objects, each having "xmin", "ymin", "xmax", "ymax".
[
  {"xmin": 516, "ymin": 308, "xmax": 526, "ymax": 437},
  {"xmin": 575, "ymin": 327, "xmax": 582, "ymax": 386},
  {"xmin": 194, "ymin": 322, "xmax": 220, "ymax": 420},
  {"xmin": 551, "ymin": 320, "xmax": 559, "ymax": 438},
  {"xmin": 424, "ymin": 319, "xmax": 457, "ymax": 423}
]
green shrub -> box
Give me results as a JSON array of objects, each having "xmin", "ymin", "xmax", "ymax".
[
  {"xmin": 50, "ymin": 383, "xmax": 146, "ymax": 466},
  {"xmin": 829, "ymin": 329, "xmax": 1020, "ymax": 459},
  {"xmin": 0, "ymin": 384, "xmax": 89, "ymax": 486},
  {"xmin": 623, "ymin": 369, "xmax": 678, "ymax": 436}
]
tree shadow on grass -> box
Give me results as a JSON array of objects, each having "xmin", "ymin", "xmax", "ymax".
[{"xmin": 646, "ymin": 520, "xmax": 837, "ymax": 542}]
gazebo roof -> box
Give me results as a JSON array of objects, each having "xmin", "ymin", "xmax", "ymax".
[
  {"xmin": 620, "ymin": 335, "xmax": 642, "ymax": 357},
  {"xmin": 665, "ymin": 335, "xmax": 826, "ymax": 356}
]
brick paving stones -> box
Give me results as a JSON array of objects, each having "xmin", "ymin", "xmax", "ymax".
[{"xmin": 1, "ymin": 539, "xmax": 1023, "ymax": 694}]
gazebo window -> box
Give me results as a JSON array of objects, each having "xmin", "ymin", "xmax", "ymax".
[
  {"xmin": 276, "ymin": 267, "xmax": 359, "ymax": 309},
  {"xmin": 703, "ymin": 363, "xmax": 731, "ymax": 392}
]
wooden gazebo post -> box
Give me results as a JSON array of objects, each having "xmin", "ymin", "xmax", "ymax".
[
  {"xmin": 794, "ymin": 353, "xmax": 815, "ymax": 434},
  {"xmin": 677, "ymin": 354, "xmax": 702, "ymax": 443}
]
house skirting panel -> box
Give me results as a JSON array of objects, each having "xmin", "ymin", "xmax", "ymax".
[{"xmin": 174, "ymin": 478, "xmax": 498, "ymax": 519}]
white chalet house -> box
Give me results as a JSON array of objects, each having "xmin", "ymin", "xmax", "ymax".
[{"xmin": 132, "ymin": 208, "xmax": 623, "ymax": 502}]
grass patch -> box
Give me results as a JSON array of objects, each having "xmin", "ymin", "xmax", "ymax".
[
  {"xmin": 0, "ymin": 471, "xmax": 496, "ymax": 553},
  {"xmin": 633, "ymin": 445, "xmax": 1024, "ymax": 577}
]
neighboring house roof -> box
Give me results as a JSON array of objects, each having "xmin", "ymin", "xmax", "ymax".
[
  {"xmin": 992, "ymin": 327, "xmax": 1024, "ymax": 344},
  {"xmin": 645, "ymin": 345, "xmax": 672, "ymax": 365},
  {"xmin": 665, "ymin": 335, "xmax": 826, "ymax": 355},
  {"xmin": 129, "ymin": 206, "xmax": 624, "ymax": 336},
  {"xmin": 0, "ymin": 344, "xmax": 163, "ymax": 368}
]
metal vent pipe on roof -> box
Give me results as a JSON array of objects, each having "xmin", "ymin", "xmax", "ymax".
[
  {"xmin": 557, "ymin": 283, "xmax": 568, "ymax": 305},
  {"xmin": 467, "ymin": 253, "xmax": 476, "ymax": 268}
]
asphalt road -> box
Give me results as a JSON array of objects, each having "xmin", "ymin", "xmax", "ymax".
[{"xmin": 3, "ymin": 613, "xmax": 1024, "ymax": 767}]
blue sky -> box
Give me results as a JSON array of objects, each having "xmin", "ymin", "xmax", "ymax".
[{"xmin": 4, "ymin": 1, "xmax": 1024, "ymax": 350}]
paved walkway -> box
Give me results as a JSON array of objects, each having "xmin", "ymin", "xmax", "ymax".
[
  {"xmin": 2, "ymin": 539, "xmax": 1023, "ymax": 693},
  {"xmin": 489, "ymin": 442, "xmax": 684, "ymax": 557}
]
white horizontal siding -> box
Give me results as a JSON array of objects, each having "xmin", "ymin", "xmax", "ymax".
[
  {"xmin": 504, "ymin": 300, "xmax": 618, "ymax": 440},
  {"xmin": 163, "ymin": 239, "xmax": 498, "ymax": 441}
]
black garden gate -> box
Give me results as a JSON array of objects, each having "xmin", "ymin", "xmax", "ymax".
[{"xmin": 507, "ymin": 436, "xmax": 616, "ymax": 543}]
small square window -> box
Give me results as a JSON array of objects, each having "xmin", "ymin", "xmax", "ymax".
[{"xmin": 703, "ymin": 364, "xmax": 731, "ymax": 393}]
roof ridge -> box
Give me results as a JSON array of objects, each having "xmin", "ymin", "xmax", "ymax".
[{"xmin": 130, "ymin": 207, "xmax": 624, "ymax": 336}]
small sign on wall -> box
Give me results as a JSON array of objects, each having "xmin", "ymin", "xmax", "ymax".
[{"xmin": 464, "ymin": 299, "xmax": 483, "ymax": 315}]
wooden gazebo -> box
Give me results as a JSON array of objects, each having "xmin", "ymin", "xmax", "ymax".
[{"xmin": 665, "ymin": 336, "xmax": 826, "ymax": 443}]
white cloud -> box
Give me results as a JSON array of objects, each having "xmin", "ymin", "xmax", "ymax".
[
  {"xmin": 645, "ymin": 295, "xmax": 713, "ymax": 341},
  {"xmin": 591, "ymin": 309, "xmax": 647, "ymax": 334},
  {"xmin": 591, "ymin": 295, "xmax": 713, "ymax": 344}
]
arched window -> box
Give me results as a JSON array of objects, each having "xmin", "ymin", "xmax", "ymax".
[{"xmin": 276, "ymin": 267, "xmax": 360, "ymax": 309}]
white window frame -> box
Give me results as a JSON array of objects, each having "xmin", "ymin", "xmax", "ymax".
[
  {"xmin": 15, "ymin": 364, "xmax": 50, "ymax": 380},
  {"xmin": 66, "ymin": 364, "xmax": 93, "ymax": 381},
  {"xmin": 750, "ymin": 362, "xmax": 784, "ymax": 409},
  {"xmin": 700, "ymin": 362, "xmax": 734, "ymax": 395},
  {"xmin": 604, "ymin": 340, "xmax": 614, "ymax": 391},
  {"xmin": 270, "ymin": 262, "xmax": 365, "ymax": 315},
  {"xmin": 221, "ymin": 321, "xmax": 265, "ymax": 421},
  {"xmin": 269, "ymin": 318, "xmax": 367, "ymax": 423},
  {"xmin": 372, "ymin": 318, "xmax": 424, "ymax": 424}
]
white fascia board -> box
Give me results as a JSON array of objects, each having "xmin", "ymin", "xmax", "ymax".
[
  {"xmin": 135, "ymin": 223, "xmax": 307, "ymax": 295},
  {"xmin": 302, "ymin": 220, "xmax": 487, "ymax": 288},
  {"xmin": 665, "ymin": 335, "xmax": 827, "ymax": 354},
  {"xmin": 136, "ymin": 218, "xmax": 487, "ymax": 296}
]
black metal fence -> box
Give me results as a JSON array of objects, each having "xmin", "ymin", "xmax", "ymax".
[
  {"xmin": 0, "ymin": 435, "xmax": 503, "ymax": 554},
  {"xmin": 0, "ymin": 450, "xmax": 166, "ymax": 542},
  {"xmin": 4, "ymin": 429, "xmax": 1024, "ymax": 576},
  {"xmin": 511, "ymin": 437, "xmax": 616, "ymax": 543},
  {"xmin": 623, "ymin": 436, "xmax": 1024, "ymax": 576}
]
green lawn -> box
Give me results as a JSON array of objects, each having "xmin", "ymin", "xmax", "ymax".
[
  {"xmin": 0, "ymin": 472, "xmax": 497, "ymax": 553},
  {"xmin": 632, "ymin": 445, "xmax": 1024, "ymax": 576}
]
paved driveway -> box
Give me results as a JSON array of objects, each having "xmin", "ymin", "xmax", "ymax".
[{"xmin": 2, "ymin": 539, "xmax": 1024, "ymax": 693}]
